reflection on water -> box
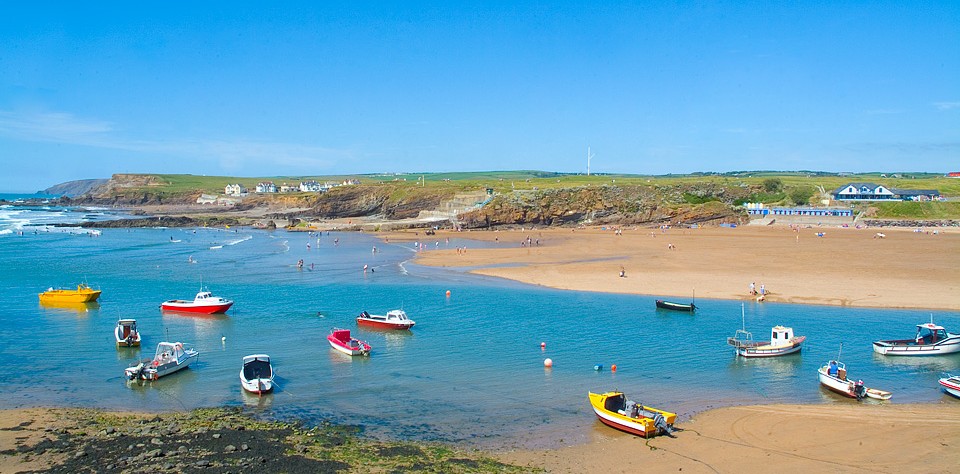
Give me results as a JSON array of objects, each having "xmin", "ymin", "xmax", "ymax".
[
  {"xmin": 872, "ymin": 351, "xmax": 960, "ymax": 373},
  {"xmin": 39, "ymin": 300, "xmax": 100, "ymax": 315}
]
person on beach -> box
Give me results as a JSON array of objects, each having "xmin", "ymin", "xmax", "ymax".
[
  {"xmin": 619, "ymin": 266, "xmax": 626, "ymax": 278},
  {"xmin": 750, "ymin": 282, "xmax": 756, "ymax": 295},
  {"xmin": 760, "ymin": 284, "xmax": 766, "ymax": 296}
]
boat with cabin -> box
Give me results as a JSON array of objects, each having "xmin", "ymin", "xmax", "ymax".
[
  {"xmin": 357, "ymin": 309, "xmax": 416, "ymax": 330},
  {"xmin": 872, "ymin": 320, "xmax": 960, "ymax": 356},
  {"xmin": 726, "ymin": 306, "xmax": 805, "ymax": 357},
  {"xmin": 240, "ymin": 354, "xmax": 274, "ymax": 394},
  {"xmin": 588, "ymin": 391, "xmax": 676, "ymax": 438},
  {"xmin": 114, "ymin": 319, "xmax": 141, "ymax": 347},
  {"xmin": 38, "ymin": 283, "xmax": 101, "ymax": 303},
  {"xmin": 939, "ymin": 374, "xmax": 960, "ymax": 399},
  {"xmin": 161, "ymin": 289, "xmax": 233, "ymax": 314},
  {"xmin": 327, "ymin": 328, "xmax": 371, "ymax": 356},
  {"xmin": 125, "ymin": 342, "xmax": 199, "ymax": 381}
]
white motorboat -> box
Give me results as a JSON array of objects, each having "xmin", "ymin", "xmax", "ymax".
[
  {"xmin": 114, "ymin": 319, "xmax": 141, "ymax": 348},
  {"xmin": 817, "ymin": 359, "xmax": 891, "ymax": 401},
  {"xmin": 873, "ymin": 320, "xmax": 960, "ymax": 356},
  {"xmin": 240, "ymin": 354, "xmax": 274, "ymax": 394},
  {"xmin": 125, "ymin": 342, "xmax": 199, "ymax": 381},
  {"xmin": 357, "ymin": 309, "xmax": 415, "ymax": 330},
  {"xmin": 939, "ymin": 374, "xmax": 960, "ymax": 399}
]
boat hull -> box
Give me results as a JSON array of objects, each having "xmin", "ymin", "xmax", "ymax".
[
  {"xmin": 939, "ymin": 377, "xmax": 960, "ymax": 399},
  {"xmin": 737, "ymin": 337, "xmax": 805, "ymax": 358},
  {"xmin": 327, "ymin": 338, "xmax": 369, "ymax": 356},
  {"xmin": 587, "ymin": 392, "xmax": 676, "ymax": 438},
  {"xmin": 356, "ymin": 318, "xmax": 414, "ymax": 330},
  {"xmin": 161, "ymin": 301, "xmax": 233, "ymax": 314},
  {"xmin": 240, "ymin": 355, "xmax": 274, "ymax": 394},
  {"xmin": 655, "ymin": 300, "xmax": 695, "ymax": 312},
  {"xmin": 872, "ymin": 338, "xmax": 960, "ymax": 356},
  {"xmin": 39, "ymin": 289, "xmax": 101, "ymax": 303},
  {"xmin": 817, "ymin": 367, "xmax": 891, "ymax": 400},
  {"xmin": 127, "ymin": 352, "xmax": 199, "ymax": 381}
]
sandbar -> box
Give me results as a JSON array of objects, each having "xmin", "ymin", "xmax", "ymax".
[{"xmin": 390, "ymin": 225, "xmax": 960, "ymax": 311}]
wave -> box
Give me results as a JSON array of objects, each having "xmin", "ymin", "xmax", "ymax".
[
  {"xmin": 224, "ymin": 234, "xmax": 253, "ymax": 246},
  {"xmin": 0, "ymin": 229, "xmax": 11, "ymax": 235},
  {"xmin": 210, "ymin": 245, "xmax": 223, "ymax": 250}
]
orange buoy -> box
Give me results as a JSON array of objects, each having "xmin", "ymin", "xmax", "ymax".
[
  {"xmin": 544, "ymin": 358, "xmax": 553, "ymax": 368},
  {"xmin": 540, "ymin": 342, "xmax": 546, "ymax": 349},
  {"xmin": 445, "ymin": 290, "xmax": 451, "ymax": 297},
  {"xmin": 611, "ymin": 364, "xmax": 617, "ymax": 372}
]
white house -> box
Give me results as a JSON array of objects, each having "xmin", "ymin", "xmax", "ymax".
[
  {"xmin": 832, "ymin": 183, "xmax": 895, "ymax": 201},
  {"xmin": 224, "ymin": 184, "xmax": 247, "ymax": 196},
  {"xmin": 278, "ymin": 183, "xmax": 298, "ymax": 193},
  {"xmin": 299, "ymin": 180, "xmax": 323, "ymax": 192},
  {"xmin": 255, "ymin": 182, "xmax": 277, "ymax": 193}
]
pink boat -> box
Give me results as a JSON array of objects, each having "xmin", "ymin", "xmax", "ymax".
[
  {"xmin": 327, "ymin": 328, "xmax": 371, "ymax": 356},
  {"xmin": 161, "ymin": 290, "xmax": 233, "ymax": 314}
]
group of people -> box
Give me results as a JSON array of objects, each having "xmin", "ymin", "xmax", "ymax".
[{"xmin": 749, "ymin": 281, "xmax": 767, "ymax": 300}]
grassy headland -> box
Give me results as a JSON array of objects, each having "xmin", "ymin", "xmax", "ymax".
[{"xmin": 56, "ymin": 171, "xmax": 960, "ymax": 225}]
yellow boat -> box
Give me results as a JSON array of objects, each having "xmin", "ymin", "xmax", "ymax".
[
  {"xmin": 588, "ymin": 391, "xmax": 677, "ymax": 438},
  {"xmin": 38, "ymin": 284, "xmax": 102, "ymax": 303}
]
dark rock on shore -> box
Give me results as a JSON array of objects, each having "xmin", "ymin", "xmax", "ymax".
[
  {"xmin": 7, "ymin": 407, "xmax": 531, "ymax": 473},
  {"xmin": 74, "ymin": 216, "xmax": 245, "ymax": 228}
]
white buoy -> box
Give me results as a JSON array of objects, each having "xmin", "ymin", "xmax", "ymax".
[
  {"xmin": 221, "ymin": 336, "xmax": 226, "ymax": 342},
  {"xmin": 544, "ymin": 358, "xmax": 553, "ymax": 368}
]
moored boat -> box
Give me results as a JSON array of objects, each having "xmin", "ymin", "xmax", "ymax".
[
  {"xmin": 588, "ymin": 391, "xmax": 676, "ymax": 438},
  {"xmin": 115, "ymin": 319, "xmax": 141, "ymax": 348},
  {"xmin": 39, "ymin": 283, "xmax": 101, "ymax": 303},
  {"xmin": 939, "ymin": 374, "xmax": 960, "ymax": 399},
  {"xmin": 357, "ymin": 309, "xmax": 415, "ymax": 330},
  {"xmin": 125, "ymin": 342, "xmax": 199, "ymax": 381},
  {"xmin": 872, "ymin": 320, "xmax": 960, "ymax": 356},
  {"xmin": 655, "ymin": 300, "xmax": 695, "ymax": 312},
  {"xmin": 728, "ymin": 326, "xmax": 805, "ymax": 358},
  {"xmin": 817, "ymin": 359, "xmax": 891, "ymax": 401},
  {"xmin": 161, "ymin": 289, "xmax": 233, "ymax": 314},
  {"xmin": 327, "ymin": 328, "xmax": 371, "ymax": 356},
  {"xmin": 240, "ymin": 354, "xmax": 274, "ymax": 394}
]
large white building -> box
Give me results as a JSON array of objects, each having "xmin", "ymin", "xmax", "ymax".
[{"xmin": 255, "ymin": 182, "xmax": 277, "ymax": 193}]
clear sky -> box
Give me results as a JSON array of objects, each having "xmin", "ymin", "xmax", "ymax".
[{"xmin": 1, "ymin": 2, "xmax": 958, "ymax": 191}]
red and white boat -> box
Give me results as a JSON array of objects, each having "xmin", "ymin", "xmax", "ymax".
[
  {"xmin": 939, "ymin": 374, "xmax": 960, "ymax": 399},
  {"xmin": 357, "ymin": 309, "xmax": 415, "ymax": 330},
  {"xmin": 327, "ymin": 328, "xmax": 371, "ymax": 356},
  {"xmin": 161, "ymin": 289, "xmax": 233, "ymax": 314}
]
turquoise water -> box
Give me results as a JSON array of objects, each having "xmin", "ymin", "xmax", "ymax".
[{"xmin": 1, "ymin": 206, "xmax": 958, "ymax": 449}]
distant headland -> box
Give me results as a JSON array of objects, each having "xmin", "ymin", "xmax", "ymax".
[{"xmin": 17, "ymin": 171, "xmax": 960, "ymax": 229}]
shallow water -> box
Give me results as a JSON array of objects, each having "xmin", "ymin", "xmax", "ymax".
[{"xmin": 1, "ymin": 208, "xmax": 958, "ymax": 449}]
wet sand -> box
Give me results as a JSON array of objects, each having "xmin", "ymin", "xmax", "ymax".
[{"xmin": 395, "ymin": 225, "xmax": 960, "ymax": 311}]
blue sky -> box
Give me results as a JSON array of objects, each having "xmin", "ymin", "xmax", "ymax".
[{"xmin": 1, "ymin": 2, "xmax": 958, "ymax": 191}]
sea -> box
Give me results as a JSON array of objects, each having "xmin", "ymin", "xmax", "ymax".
[{"xmin": 1, "ymin": 202, "xmax": 958, "ymax": 449}]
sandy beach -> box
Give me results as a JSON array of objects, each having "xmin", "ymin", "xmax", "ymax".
[
  {"xmin": 396, "ymin": 225, "xmax": 960, "ymax": 311},
  {"xmin": 500, "ymin": 403, "xmax": 960, "ymax": 473},
  {"xmin": 380, "ymin": 224, "xmax": 960, "ymax": 472}
]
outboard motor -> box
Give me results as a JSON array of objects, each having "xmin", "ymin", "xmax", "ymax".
[
  {"xmin": 653, "ymin": 412, "xmax": 674, "ymax": 436},
  {"xmin": 854, "ymin": 380, "xmax": 866, "ymax": 400}
]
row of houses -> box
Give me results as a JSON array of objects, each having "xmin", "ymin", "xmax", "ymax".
[
  {"xmin": 224, "ymin": 179, "xmax": 361, "ymax": 196},
  {"xmin": 832, "ymin": 183, "xmax": 941, "ymax": 202}
]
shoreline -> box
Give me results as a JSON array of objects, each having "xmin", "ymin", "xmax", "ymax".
[
  {"xmin": 4, "ymin": 402, "xmax": 959, "ymax": 473},
  {"xmin": 383, "ymin": 225, "xmax": 960, "ymax": 311}
]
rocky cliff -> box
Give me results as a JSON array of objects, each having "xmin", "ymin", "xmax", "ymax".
[
  {"xmin": 43, "ymin": 178, "xmax": 109, "ymax": 197},
  {"xmin": 458, "ymin": 184, "xmax": 750, "ymax": 228}
]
